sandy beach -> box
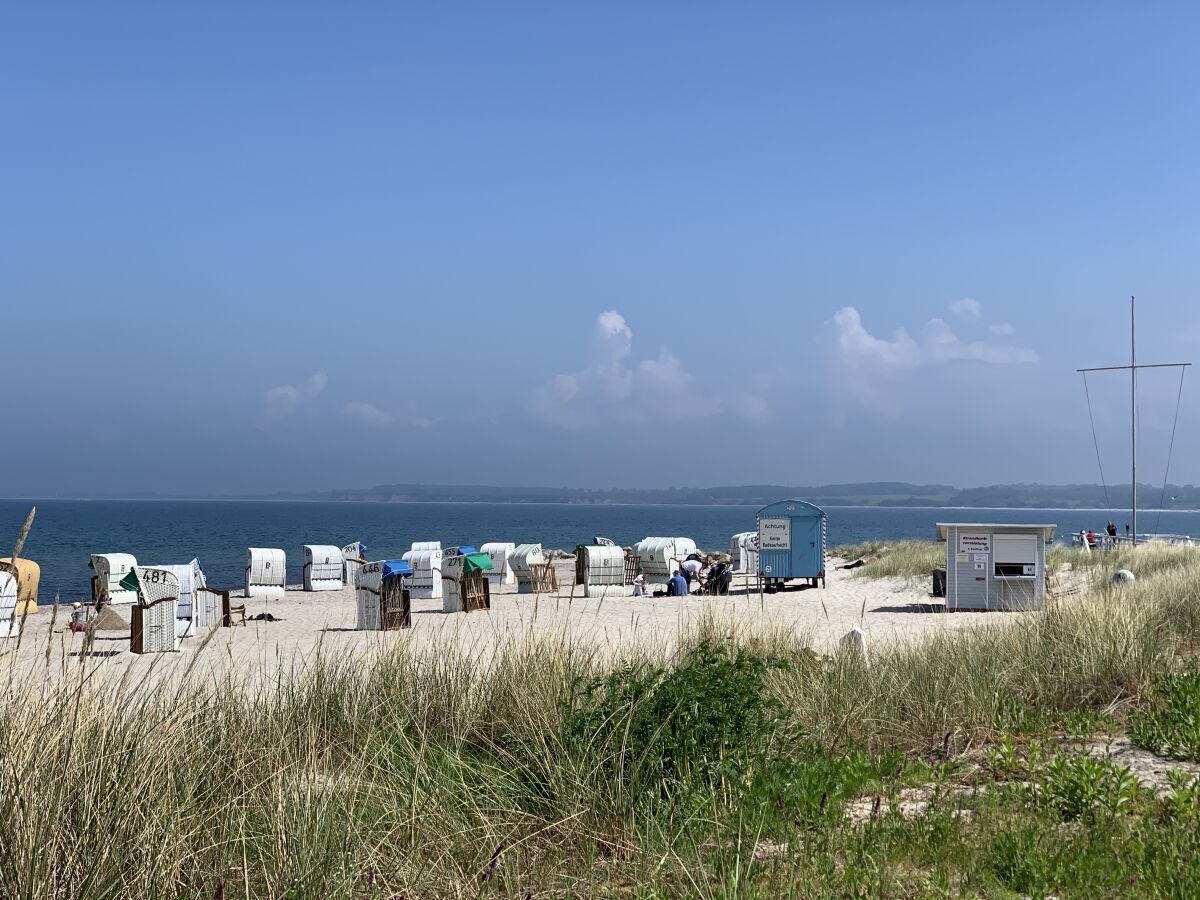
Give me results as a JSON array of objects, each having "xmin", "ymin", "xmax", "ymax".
[{"xmin": 2, "ymin": 558, "xmax": 1028, "ymax": 688}]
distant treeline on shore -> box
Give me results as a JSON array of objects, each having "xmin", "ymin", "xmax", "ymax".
[{"xmin": 257, "ymin": 481, "xmax": 1200, "ymax": 510}]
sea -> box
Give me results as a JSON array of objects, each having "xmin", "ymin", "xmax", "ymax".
[{"xmin": 4, "ymin": 499, "xmax": 1200, "ymax": 602}]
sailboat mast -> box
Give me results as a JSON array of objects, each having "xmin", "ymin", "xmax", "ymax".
[
  {"xmin": 1078, "ymin": 299, "xmax": 1189, "ymax": 549},
  {"xmin": 1131, "ymin": 296, "xmax": 1137, "ymax": 543}
]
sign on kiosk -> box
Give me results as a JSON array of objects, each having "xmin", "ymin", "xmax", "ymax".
[
  {"xmin": 759, "ymin": 518, "xmax": 791, "ymax": 550},
  {"xmin": 958, "ymin": 533, "xmax": 991, "ymax": 555}
]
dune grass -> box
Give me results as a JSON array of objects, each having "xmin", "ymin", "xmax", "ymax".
[
  {"xmin": 3, "ymin": 541, "xmax": 1200, "ymax": 896},
  {"xmin": 833, "ymin": 536, "xmax": 1200, "ymax": 594},
  {"xmin": 831, "ymin": 539, "xmax": 945, "ymax": 580}
]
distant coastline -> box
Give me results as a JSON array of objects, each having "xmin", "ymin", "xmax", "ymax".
[{"xmin": 5, "ymin": 480, "xmax": 1199, "ymax": 510}]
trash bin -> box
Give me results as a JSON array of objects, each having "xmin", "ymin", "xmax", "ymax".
[{"xmin": 932, "ymin": 568, "xmax": 947, "ymax": 598}]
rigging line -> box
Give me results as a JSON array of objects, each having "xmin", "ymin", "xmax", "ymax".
[
  {"xmin": 1136, "ymin": 365, "xmax": 1142, "ymax": 498},
  {"xmin": 1155, "ymin": 365, "xmax": 1187, "ymax": 537},
  {"xmin": 1082, "ymin": 371, "xmax": 1113, "ymax": 516}
]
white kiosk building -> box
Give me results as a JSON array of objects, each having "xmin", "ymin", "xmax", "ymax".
[{"xmin": 936, "ymin": 523, "xmax": 1056, "ymax": 612}]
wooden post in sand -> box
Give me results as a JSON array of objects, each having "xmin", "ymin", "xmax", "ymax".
[{"xmin": 533, "ymin": 569, "xmax": 540, "ymax": 622}]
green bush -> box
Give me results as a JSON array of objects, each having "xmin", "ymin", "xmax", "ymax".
[
  {"xmin": 562, "ymin": 640, "xmax": 787, "ymax": 792},
  {"xmin": 1038, "ymin": 753, "xmax": 1144, "ymax": 820},
  {"xmin": 1129, "ymin": 669, "xmax": 1200, "ymax": 761},
  {"xmin": 744, "ymin": 749, "xmax": 903, "ymax": 831},
  {"xmin": 1160, "ymin": 769, "xmax": 1200, "ymax": 820}
]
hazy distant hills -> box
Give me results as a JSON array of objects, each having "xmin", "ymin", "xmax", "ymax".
[{"xmin": 263, "ymin": 481, "xmax": 1200, "ymax": 510}]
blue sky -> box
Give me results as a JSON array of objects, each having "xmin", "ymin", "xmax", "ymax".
[{"xmin": 3, "ymin": 3, "xmax": 1199, "ymax": 496}]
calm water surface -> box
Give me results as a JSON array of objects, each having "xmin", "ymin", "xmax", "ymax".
[{"xmin": 3, "ymin": 500, "xmax": 1198, "ymax": 601}]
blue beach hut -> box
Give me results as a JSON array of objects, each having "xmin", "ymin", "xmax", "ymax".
[{"xmin": 755, "ymin": 500, "xmax": 828, "ymax": 591}]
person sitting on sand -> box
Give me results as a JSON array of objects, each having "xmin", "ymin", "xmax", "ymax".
[{"xmin": 667, "ymin": 570, "xmax": 689, "ymax": 597}]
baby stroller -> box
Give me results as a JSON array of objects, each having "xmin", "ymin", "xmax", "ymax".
[{"xmin": 701, "ymin": 563, "xmax": 732, "ymax": 596}]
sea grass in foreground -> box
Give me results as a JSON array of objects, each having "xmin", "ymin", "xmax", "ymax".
[{"xmin": 2, "ymin": 545, "xmax": 1200, "ymax": 897}]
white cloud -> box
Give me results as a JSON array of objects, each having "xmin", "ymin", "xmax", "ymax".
[
  {"xmin": 639, "ymin": 349, "xmax": 692, "ymax": 392},
  {"xmin": 921, "ymin": 318, "xmax": 1038, "ymax": 364},
  {"xmin": 592, "ymin": 310, "xmax": 635, "ymax": 402},
  {"xmin": 263, "ymin": 368, "xmax": 328, "ymax": 421},
  {"xmin": 264, "ymin": 384, "xmax": 299, "ymax": 416},
  {"xmin": 531, "ymin": 311, "xmax": 768, "ymax": 429},
  {"xmin": 831, "ymin": 307, "xmax": 921, "ymax": 369},
  {"xmin": 829, "ymin": 307, "xmax": 1038, "ymax": 410},
  {"xmin": 990, "ymin": 322, "xmax": 1016, "ymax": 336},
  {"xmin": 342, "ymin": 400, "xmax": 433, "ymax": 429},
  {"xmin": 342, "ymin": 401, "xmax": 396, "ymax": 427},
  {"xmin": 596, "ymin": 309, "xmax": 633, "ymax": 342},
  {"xmin": 306, "ymin": 369, "xmax": 329, "ymax": 394},
  {"xmin": 949, "ymin": 298, "xmax": 982, "ymax": 319}
]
